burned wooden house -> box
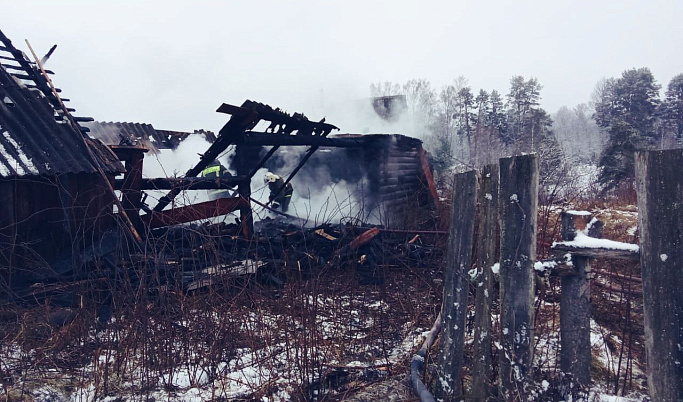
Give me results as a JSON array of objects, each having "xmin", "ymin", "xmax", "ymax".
[
  {"xmin": 139, "ymin": 101, "xmax": 437, "ymax": 234},
  {"xmin": 0, "ymin": 31, "xmax": 125, "ymax": 268},
  {"xmin": 0, "ymin": 27, "xmax": 436, "ymax": 283}
]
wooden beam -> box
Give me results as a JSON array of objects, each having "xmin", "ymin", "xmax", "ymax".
[
  {"xmin": 141, "ymin": 197, "xmax": 248, "ymax": 229},
  {"xmin": 635, "ymin": 149, "xmax": 683, "ymax": 402},
  {"xmin": 241, "ymin": 132, "xmax": 365, "ymax": 147},
  {"xmin": 116, "ymin": 177, "xmax": 248, "ymax": 191},
  {"xmin": 559, "ymin": 211, "xmax": 593, "ymax": 392},
  {"xmin": 552, "ymin": 244, "xmax": 640, "ymax": 260},
  {"xmin": 435, "ymin": 170, "xmax": 477, "ymax": 399},
  {"xmin": 498, "ymin": 154, "xmax": 538, "ymax": 401},
  {"xmin": 471, "ymin": 164, "xmax": 499, "ymax": 402},
  {"xmin": 152, "ymin": 102, "xmax": 258, "ymax": 212}
]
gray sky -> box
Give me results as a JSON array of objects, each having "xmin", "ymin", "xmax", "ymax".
[{"xmin": 4, "ymin": 0, "xmax": 683, "ymax": 134}]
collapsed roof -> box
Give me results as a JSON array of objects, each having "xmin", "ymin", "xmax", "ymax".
[
  {"xmin": 0, "ymin": 30, "xmax": 123, "ymax": 177},
  {"xmin": 84, "ymin": 121, "xmax": 216, "ymax": 152}
]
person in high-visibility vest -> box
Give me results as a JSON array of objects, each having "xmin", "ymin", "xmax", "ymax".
[
  {"xmin": 200, "ymin": 160, "xmax": 233, "ymax": 200},
  {"xmin": 264, "ymin": 172, "xmax": 293, "ymax": 213}
]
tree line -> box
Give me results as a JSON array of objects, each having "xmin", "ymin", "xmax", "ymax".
[
  {"xmin": 370, "ymin": 76, "xmax": 563, "ymax": 189},
  {"xmin": 371, "ymin": 68, "xmax": 683, "ymax": 193}
]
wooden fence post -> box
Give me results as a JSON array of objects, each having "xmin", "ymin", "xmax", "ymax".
[
  {"xmin": 559, "ymin": 211, "xmax": 593, "ymax": 390},
  {"xmin": 235, "ymin": 144, "xmax": 254, "ymax": 239},
  {"xmin": 435, "ymin": 170, "xmax": 477, "ymax": 399},
  {"xmin": 498, "ymin": 154, "xmax": 538, "ymax": 400},
  {"xmin": 635, "ymin": 149, "xmax": 683, "ymax": 402},
  {"xmin": 472, "ymin": 164, "xmax": 499, "ymax": 401}
]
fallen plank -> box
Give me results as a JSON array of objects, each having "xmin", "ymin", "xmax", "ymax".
[{"xmin": 142, "ymin": 197, "xmax": 249, "ymax": 229}]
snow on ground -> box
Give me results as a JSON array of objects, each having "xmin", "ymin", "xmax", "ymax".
[{"xmin": 6, "ymin": 292, "xmax": 430, "ymax": 402}]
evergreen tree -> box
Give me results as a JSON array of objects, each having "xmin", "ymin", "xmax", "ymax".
[
  {"xmin": 472, "ymin": 90, "xmax": 490, "ymax": 165},
  {"xmin": 455, "ymin": 86, "xmax": 476, "ymax": 159},
  {"xmin": 595, "ymin": 67, "xmax": 661, "ymax": 190},
  {"xmin": 488, "ymin": 90, "xmax": 508, "ymax": 144},
  {"xmin": 505, "ymin": 76, "xmax": 542, "ymax": 152},
  {"xmin": 662, "ymin": 74, "xmax": 683, "ymax": 145}
]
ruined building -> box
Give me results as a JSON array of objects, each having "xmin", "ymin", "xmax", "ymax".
[{"xmin": 0, "ymin": 31, "xmax": 124, "ymax": 269}]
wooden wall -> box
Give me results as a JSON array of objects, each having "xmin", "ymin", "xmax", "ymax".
[{"xmin": 0, "ymin": 173, "xmax": 116, "ymax": 270}]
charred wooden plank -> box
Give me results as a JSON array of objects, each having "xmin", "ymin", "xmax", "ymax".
[
  {"xmin": 348, "ymin": 227, "xmax": 380, "ymax": 250},
  {"xmin": 241, "ymin": 132, "xmax": 364, "ymax": 148},
  {"xmin": 419, "ymin": 148, "xmax": 439, "ymax": 206},
  {"xmin": 142, "ymin": 197, "xmax": 249, "ymax": 229},
  {"xmin": 116, "ymin": 177, "xmax": 248, "ymax": 190}
]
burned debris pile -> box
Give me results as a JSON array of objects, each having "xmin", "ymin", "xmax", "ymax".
[{"xmin": 5, "ymin": 217, "xmax": 443, "ymax": 335}]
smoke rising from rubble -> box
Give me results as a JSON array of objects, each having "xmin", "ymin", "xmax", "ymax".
[
  {"xmin": 140, "ymin": 129, "xmax": 384, "ymax": 224},
  {"xmin": 318, "ymin": 97, "xmax": 427, "ymax": 140},
  {"xmin": 248, "ymin": 144, "xmax": 382, "ymax": 226},
  {"xmin": 142, "ymin": 135, "xmax": 231, "ymax": 210},
  {"xmin": 139, "ymin": 97, "xmax": 425, "ymax": 224}
]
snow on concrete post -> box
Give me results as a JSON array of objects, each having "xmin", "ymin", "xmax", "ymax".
[
  {"xmin": 472, "ymin": 164, "xmax": 499, "ymax": 402},
  {"xmin": 635, "ymin": 149, "xmax": 683, "ymax": 402},
  {"xmin": 498, "ymin": 154, "xmax": 538, "ymax": 400},
  {"xmin": 559, "ymin": 211, "xmax": 593, "ymax": 391},
  {"xmin": 435, "ymin": 170, "xmax": 477, "ymax": 399}
]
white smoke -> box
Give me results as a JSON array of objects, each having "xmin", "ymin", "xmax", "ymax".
[
  {"xmin": 141, "ymin": 135, "xmax": 234, "ymax": 212},
  {"xmin": 138, "ymin": 98, "xmax": 413, "ymax": 225},
  {"xmin": 317, "ymin": 97, "xmax": 427, "ymax": 140}
]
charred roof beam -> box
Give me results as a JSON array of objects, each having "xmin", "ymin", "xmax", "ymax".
[{"xmin": 241, "ymin": 132, "xmax": 364, "ymax": 148}]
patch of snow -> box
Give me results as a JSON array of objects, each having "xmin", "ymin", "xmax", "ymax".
[
  {"xmin": 491, "ymin": 263, "xmax": 500, "ymax": 275},
  {"xmin": 510, "ymin": 194, "xmax": 518, "ymax": 202},
  {"xmin": 1, "ymin": 130, "xmax": 40, "ymax": 176},
  {"xmin": 468, "ymin": 268, "xmax": 478, "ymax": 280},
  {"xmin": 553, "ymin": 232, "xmax": 639, "ymax": 253},
  {"xmin": 566, "ymin": 210, "xmax": 591, "ymax": 216},
  {"xmin": 660, "ymin": 254, "xmax": 668, "ymax": 262},
  {"xmin": 534, "ymin": 260, "xmax": 557, "ymax": 272}
]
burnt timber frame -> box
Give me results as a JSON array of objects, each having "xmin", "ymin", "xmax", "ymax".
[{"xmin": 148, "ymin": 100, "xmax": 339, "ymax": 238}]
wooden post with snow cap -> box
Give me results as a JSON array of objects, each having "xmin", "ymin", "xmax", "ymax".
[
  {"xmin": 635, "ymin": 149, "xmax": 683, "ymax": 402},
  {"xmin": 435, "ymin": 170, "xmax": 477, "ymax": 399},
  {"xmin": 498, "ymin": 154, "xmax": 538, "ymax": 401},
  {"xmin": 559, "ymin": 210, "xmax": 594, "ymax": 392},
  {"xmin": 471, "ymin": 164, "xmax": 499, "ymax": 402}
]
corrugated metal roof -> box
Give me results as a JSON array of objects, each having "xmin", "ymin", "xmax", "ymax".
[
  {"xmin": 83, "ymin": 121, "xmax": 161, "ymax": 152},
  {"xmin": 84, "ymin": 122, "xmax": 217, "ymax": 152},
  {"xmin": 0, "ymin": 30, "xmax": 124, "ymax": 178}
]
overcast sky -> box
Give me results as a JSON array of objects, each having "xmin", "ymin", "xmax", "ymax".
[{"xmin": 4, "ymin": 0, "xmax": 683, "ymax": 134}]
